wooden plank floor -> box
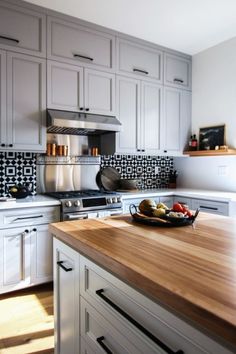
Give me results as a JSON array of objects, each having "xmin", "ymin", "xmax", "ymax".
[{"xmin": 0, "ymin": 283, "xmax": 54, "ymax": 354}]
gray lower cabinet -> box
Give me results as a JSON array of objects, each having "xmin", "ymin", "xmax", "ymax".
[
  {"xmin": 47, "ymin": 60, "xmax": 115, "ymax": 115},
  {"xmin": 0, "ymin": 51, "xmax": 46, "ymax": 152},
  {"xmin": 164, "ymin": 53, "xmax": 191, "ymax": 90},
  {"xmin": 162, "ymin": 87, "xmax": 191, "ymax": 155},
  {"xmin": 116, "ymin": 75, "xmax": 162, "ymax": 155},
  {"xmin": 117, "ymin": 38, "xmax": 163, "ymax": 83},
  {"xmin": 0, "ymin": 0, "xmax": 46, "ymax": 57},
  {"xmin": 48, "ymin": 16, "xmax": 115, "ymax": 70},
  {"xmin": 53, "ymin": 238, "xmax": 80, "ymax": 354}
]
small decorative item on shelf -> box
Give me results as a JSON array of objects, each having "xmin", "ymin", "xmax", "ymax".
[
  {"xmin": 199, "ymin": 124, "xmax": 225, "ymax": 150},
  {"xmin": 169, "ymin": 170, "xmax": 178, "ymax": 189}
]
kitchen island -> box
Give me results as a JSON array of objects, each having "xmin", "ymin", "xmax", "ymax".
[{"xmin": 50, "ymin": 213, "xmax": 236, "ymax": 354}]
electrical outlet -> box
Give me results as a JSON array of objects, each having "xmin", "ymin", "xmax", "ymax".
[{"xmin": 218, "ymin": 165, "xmax": 228, "ymax": 176}]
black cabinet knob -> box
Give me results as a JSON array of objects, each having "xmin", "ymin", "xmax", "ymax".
[
  {"xmin": 1, "ymin": 143, "xmax": 5, "ymax": 147},
  {"xmin": 24, "ymin": 229, "xmax": 29, "ymax": 233},
  {"xmin": 85, "ymin": 108, "xmax": 89, "ymax": 112},
  {"xmin": 164, "ymin": 150, "xmax": 167, "ymax": 153},
  {"xmin": 9, "ymin": 144, "xmax": 13, "ymax": 147},
  {"xmin": 32, "ymin": 228, "xmax": 37, "ymax": 232},
  {"xmin": 79, "ymin": 107, "xmax": 84, "ymax": 110}
]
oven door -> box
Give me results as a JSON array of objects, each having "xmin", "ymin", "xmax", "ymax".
[{"xmin": 63, "ymin": 209, "xmax": 123, "ymax": 221}]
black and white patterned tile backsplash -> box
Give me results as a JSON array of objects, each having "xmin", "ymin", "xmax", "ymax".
[
  {"xmin": 101, "ymin": 155, "xmax": 174, "ymax": 189},
  {"xmin": 0, "ymin": 152, "xmax": 37, "ymax": 197}
]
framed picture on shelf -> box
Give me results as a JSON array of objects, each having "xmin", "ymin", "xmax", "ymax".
[{"xmin": 199, "ymin": 125, "xmax": 225, "ymax": 150}]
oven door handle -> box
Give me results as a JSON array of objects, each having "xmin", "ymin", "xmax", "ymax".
[{"xmin": 66, "ymin": 213, "xmax": 88, "ymax": 220}]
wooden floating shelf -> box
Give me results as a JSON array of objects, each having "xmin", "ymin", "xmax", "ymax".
[{"xmin": 183, "ymin": 149, "xmax": 236, "ymax": 157}]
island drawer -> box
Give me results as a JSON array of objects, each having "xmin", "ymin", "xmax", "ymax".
[
  {"xmin": 81, "ymin": 297, "xmax": 151, "ymax": 354},
  {"xmin": 0, "ymin": 206, "xmax": 60, "ymax": 229},
  {"xmin": 80, "ymin": 256, "xmax": 231, "ymax": 354}
]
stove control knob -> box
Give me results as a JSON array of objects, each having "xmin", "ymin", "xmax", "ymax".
[
  {"xmin": 65, "ymin": 200, "xmax": 72, "ymax": 208},
  {"xmin": 74, "ymin": 200, "xmax": 81, "ymax": 207},
  {"xmin": 107, "ymin": 198, "xmax": 112, "ymax": 204},
  {"xmin": 112, "ymin": 197, "xmax": 117, "ymax": 203}
]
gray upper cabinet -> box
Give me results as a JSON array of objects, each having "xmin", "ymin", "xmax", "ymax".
[
  {"xmin": 116, "ymin": 75, "xmax": 162, "ymax": 155},
  {"xmin": 47, "ymin": 61, "xmax": 115, "ymax": 115},
  {"xmin": 164, "ymin": 53, "xmax": 191, "ymax": 90},
  {"xmin": 0, "ymin": 52, "xmax": 46, "ymax": 152},
  {"xmin": 163, "ymin": 87, "xmax": 191, "ymax": 155},
  {"xmin": 47, "ymin": 16, "xmax": 115, "ymax": 70},
  {"xmin": 0, "ymin": 1, "xmax": 46, "ymax": 57},
  {"xmin": 117, "ymin": 38, "xmax": 163, "ymax": 83}
]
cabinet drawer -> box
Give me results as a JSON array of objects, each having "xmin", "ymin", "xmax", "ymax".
[
  {"xmin": 192, "ymin": 199, "xmax": 228, "ymax": 216},
  {"xmin": 0, "ymin": 206, "xmax": 60, "ymax": 229},
  {"xmin": 0, "ymin": 2, "xmax": 46, "ymax": 57},
  {"xmin": 48, "ymin": 16, "xmax": 115, "ymax": 70},
  {"xmin": 173, "ymin": 196, "xmax": 193, "ymax": 209},
  {"xmin": 81, "ymin": 297, "xmax": 155, "ymax": 354},
  {"xmin": 118, "ymin": 39, "xmax": 163, "ymax": 82},
  {"xmin": 164, "ymin": 53, "xmax": 191, "ymax": 90},
  {"xmin": 80, "ymin": 256, "xmax": 228, "ymax": 354}
]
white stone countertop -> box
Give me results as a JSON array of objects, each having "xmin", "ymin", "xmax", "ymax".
[
  {"xmin": 120, "ymin": 188, "xmax": 236, "ymax": 202},
  {"xmin": 0, "ymin": 195, "xmax": 61, "ymax": 210}
]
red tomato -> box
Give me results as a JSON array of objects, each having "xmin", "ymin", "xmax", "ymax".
[
  {"xmin": 172, "ymin": 203, "xmax": 184, "ymax": 212},
  {"xmin": 186, "ymin": 210, "xmax": 193, "ymax": 217}
]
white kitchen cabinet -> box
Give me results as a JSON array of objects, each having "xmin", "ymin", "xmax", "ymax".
[
  {"xmin": 0, "ymin": 1, "xmax": 46, "ymax": 57},
  {"xmin": 53, "ymin": 238, "xmax": 80, "ymax": 354},
  {"xmin": 164, "ymin": 53, "xmax": 191, "ymax": 90},
  {"xmin": 0, "ymin": 51, "xmax": 46, "ymax": 152},
  {"xmin": 117, "ymin": 38, "xmax": 163, "ymax": 83},
  {"xmin": 47, "ymin": 60, "xmax": 115, "ymax": 115},
  {"xmin": 48, "ymin": 16, "xmax": 115, "ymax": 70},
  {"xmin": 116, "ymin": 75, "xmax": 162, "ymax": 155},
  {"xmin": 191, "ymin": 199, "xmax": 228, "ymax": 216},
  {"xmin": 0, "ymin": 49, "xmax": 6, "ymax": 147},
  {"xmin": 0, "ymin": 205, "xmax": 60, "ymax": 294},
  {"xmin": 162, "ymin": 87, "xmax": 191, "ymax": 155},
  {"xmin": 0, "ymin": 226, "xmax": 31, "ymax": 294}
]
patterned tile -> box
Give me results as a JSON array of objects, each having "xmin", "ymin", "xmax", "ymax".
[
  {"xmin": 101, "ymin": 155, "xmax": 174, "ymax": 189},
  {"xmin": 0, "ymin": 152, "xmax": 37, "ymax": 197}
]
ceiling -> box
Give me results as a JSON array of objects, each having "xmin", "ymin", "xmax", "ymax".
[{"xmin": 24, "ymin": 0, "xmax": 236, "ymax": 55}]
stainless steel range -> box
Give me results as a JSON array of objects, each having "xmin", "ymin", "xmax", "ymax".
[{"xmin": 46, "ymin": 190, "xmax": 123, "ymax": 221}]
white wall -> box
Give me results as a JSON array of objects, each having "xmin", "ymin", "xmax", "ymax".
[{"xmin": 175, "ymin": 37, "xmax": 236, "ymax": 192}]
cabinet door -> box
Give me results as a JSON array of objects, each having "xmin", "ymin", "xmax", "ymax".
[
  {"xmin": 141, "ymin": 81, "xmax": 162, "ymax": 154},
  {"xmin": 116, "ymin": 76, "xmax": 141, "ymax": 154},
  {"xmin": 164, "ymin": 53, "xmax": 191, "ymax": 90},
  {"xmin": 6, "ymin": 52, "xmax": 46, "ymax": 152},
  {"xmin": 31, "ymin": 225, "xmax": 53, "ymax": 285},
  {"xmin": 118, "ymin": 38, "xmax": 163, "ymax": 82},
  {"xmin": 0, "ymin": 49, "xmax": 6, "ymax": 148},
  {"xmin": 53, "ymin": 238, "xmax": 80, "ymax": 354},
  {"xmin": 163, "ymin": 88, "xmax": 191, "ymax": 155},
  {"xmin": 47, "ymin": 60, "xmax": 84, "ymax": 111},
  {"xmin": 0, "ymin": 1, "xmax": 46, "ymax": 57},
  {"xmin": 84, "ymin": 69, "xmax": 115, "ymax": 115},
  {"xmin": 0, "ymin": 227, "xmax": 31, "ymax": 294},
  {"xmin": 48, "ymin": 16, "xmax": 115, "ymax": 70}
]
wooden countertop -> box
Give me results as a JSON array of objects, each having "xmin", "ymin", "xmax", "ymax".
[{"xmin": 49, "ymin": 213, "xmax": 236, "ymax": 350}]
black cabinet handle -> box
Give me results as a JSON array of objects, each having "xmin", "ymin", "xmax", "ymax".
[
  {"xmin": 96, "ymin": 289, "xmax": 184, "ymax": 354},
  {"xmin": 57, "ymin": 260, "xmax": 73, "ymax": 272},
  {"xmin": 141, "ymin": 149, "xmax": 145, "ymax": 152},
  {"xmin": 199, "ymin": 205, "xmax": 218, "ymax": 211},
  {"xmin": 1, "ymin": 144, "xmax": 5, "ymax": 147},
  {"xmin": 73, "ymin": 54, "xmax": 94, "ymax": 61},
  {"xmin": 173, "ymin": 78, "xmax": 184, "ymax": 83},
  {"xmin": 85, "ymin": 108, "xmax": 90, "ymax": 112},
  {"xmin": 133, "ymin": 68, "xmax": 149, "ymax": 75},
  {"xmin": 0, "ymin": 35, "xmax": 19, "ymax": 44},
  {"xmin": 96, "ymin": 336, "xmax": 113, "ymax": 354},
  {"xmin": 164, "ymin": 150, "xmax": 167, "ymax": 153},
  {"xmin": 137, "ymin": 149, "xmax": 141, "ymax": 152},
  {"xmin": 32, "ymin": 228, "xmax": 37, "ymax": 232},
  {"xmin": 9, "ymin": 144, "xmax": 13, "ymax": 147},
  {"xmin": 79, "ymin": 107, "xmax": 84, "ymax": 110},
  {"xmin": 24, "ymin": 229, "xmax": 29, "ymax": 233}
]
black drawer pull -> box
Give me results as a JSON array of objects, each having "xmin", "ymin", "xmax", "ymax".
[
  {"xmin": 0, "ymin": 35, "xmax": 19, "ymax": 44},
  {"xmin": 1, "ymin": 144, "xmax": 6, "ymax": 147},
  {"xmin": 173, "ymin": 78, "xmax": 184, "ymax": 83},
  {"xmin": 73, "ymin": 54, "xmax": 94, "ymax": 61},
  {"xmin": 96, "ymin": 289, "xmax": 184, "ymax": 354},
  {"xmin": 57, "ymin": 260, "xmax": 73, "ymax": 272},
  {"xmin": 96, "ymin": 336, "xmax": 113, "ymax": 354},
  {"xmin": 200, "ymin": 205, "xmax": 218, "ymax": 211},
  {"xmin": 133, "ymin": 68, "xmax": 149, "ymax": 75}
]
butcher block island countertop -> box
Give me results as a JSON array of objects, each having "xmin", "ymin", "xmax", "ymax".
[{"xmin": 49, "ymin": 213, "xmax": 236, "ymax": 350}]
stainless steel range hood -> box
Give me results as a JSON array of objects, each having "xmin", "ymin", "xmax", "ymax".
[{"xmin": 47, "ymin": 109, "xmax": 122, "ymax": 135}]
